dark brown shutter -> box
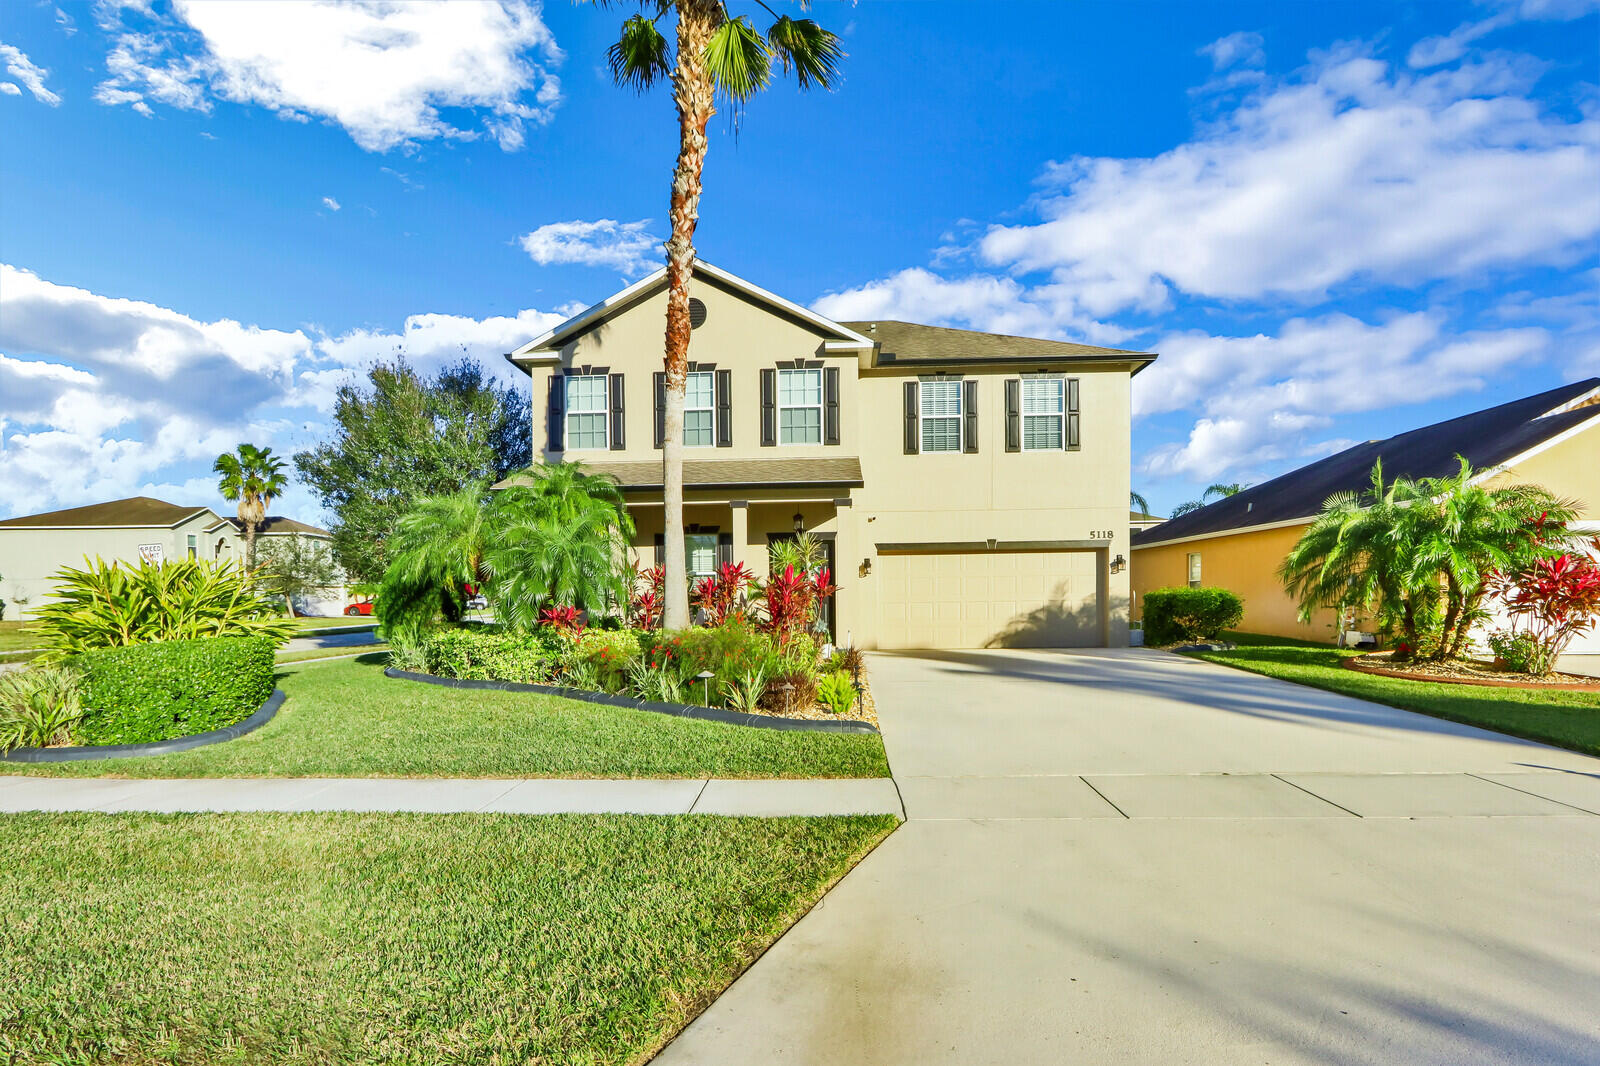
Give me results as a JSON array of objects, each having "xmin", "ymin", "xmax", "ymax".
[
  {"xmin": 652, "ymin": 372, "xmax": 666, "ymax": 449},
  {"xmin": 1066, "ymin": 377, "xmax": 1080, "ymax": 451},
  {"xmin": 760, "ymin": 368, "xmax": 776, "ymax": 447},
  {"xmin": 547, "ymin": 373, "xmax": 565, "ymax": 452},
  {"xmin": 1004, "ymin": 379, "xmax": 1021, "ymax": 452},
  {"xmin": 963, "ymin": 379, "xmax": 979, "ymax": 454},
  {"xmin": 715, "ymin": 369, "xmax": 732, "ymax": 447},
  {"xmin": 608, "ymin": 373, "xmax": 625, "ymax": 450},
  {"xmin": 653, "ymin": 533, "xmax": 664, "ymax": 566},
  {"xmin": 823, "ymin": 366, "xmax": 841, "ymax": 446},
  {"xmin": 903, "ymin": 381, "xmax": 919, "ymax": 454},
  {"xmin": 717, "ymin": 532, "xmax": 733, "ymax": 568}
]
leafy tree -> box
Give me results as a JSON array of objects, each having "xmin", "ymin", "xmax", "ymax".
[
  {"xmin": 596, "ymin": 0, "xmax": 843, "ymax": 629},
  {"xmin": 255, "ymin": 534, "xmax": 342, "ymax": 618},
  {"xmin": 213, "ymin": 443, "xmax": 289, "ymax": 571},
  {"xmin": 294, "ymin": 359, "xmax": 530, "ymax": 583}
]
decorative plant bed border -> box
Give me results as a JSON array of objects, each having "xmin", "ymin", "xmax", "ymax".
[
  {"xmin": 385, "ymin": 667, "xmax": 880, "ymax": 735},
  {"xmin": 1, "ymin": 689, "xmax": 286, "ymax": 763},
  {"xmin": 1342, "ymin": 655, "xmax": 1600, "ymax": 691}
]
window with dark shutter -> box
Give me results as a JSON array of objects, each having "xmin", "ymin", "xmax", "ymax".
[
  {"xmin": 903, "ymin": 381, "xmax": 919, "ymax": 454},
  {"xmin": 824, "ymin": 366, "xmax": 840, "ymax": 445},
  {"xmin": 653, "ymin": 372, "xmax": 666, "ymax": 449},
  {"xmin": 715, "ymin": 369, "xmax": 732, "ymax": 447},
  {"xmin": 964, "ymin": 379, "xmax": 979, "ymax": 454},
  {"xmin": 1067, "ymin": 377, "xmax": 1081, "ymax": 451},
  {"xmin": 608, "ymin": 373, "xmax": 625, "ymax": 450},
  {"xmin": 547, "ymin": 373, "xmax": 565, "ymax": 452},
  {"xmin": 1004, "ymin": 379, "xmax": 1020, "ymax": 452},
  {"xmin": 653, "ymin": 533, "xmax": 665, "ymax": 566},
  {"xmin": 760, "ymin": 368, "xmax": 776, "ymax": 447}
]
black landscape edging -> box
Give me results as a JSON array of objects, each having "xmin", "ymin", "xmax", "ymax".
[
  {"xmin": 384, "ymin": 667, "xmax": 880, "ymax": 735},
  {"xmin": 1, "ymin": 689, "xmax": 286, "ymax": 763}
]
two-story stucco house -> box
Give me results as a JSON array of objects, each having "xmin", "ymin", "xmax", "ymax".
[{"xmin": 502, "ymin": 262, "xmax": 1155, "ymax": 650}]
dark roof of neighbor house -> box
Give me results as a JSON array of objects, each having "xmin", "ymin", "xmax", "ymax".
[
  {"xmin": 0, "ymin": 496, "xmax": 213, "ymax": 529},
  {"xmin": 204, "ymin": 516, "xmax": 332, "ymax": 538},
  {"xmin": 1133, "ymin": 378, "xmax": 1600, "ymax": 548},
  {"xmin": 841, "ymin": 320, "xmax": 1156, "ymax": 372},
  {"xmin": 495, "ymin": 457, "xmax": 864, "ymax": 492}
]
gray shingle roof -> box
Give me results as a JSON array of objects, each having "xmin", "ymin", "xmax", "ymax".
[
  {"xmin": 0, "ymin": 496, "xmax": 213, "ymax": 529},
  {"xmin": 842, "ymin": 320, "xmax": 1155, "ymax": 369}
]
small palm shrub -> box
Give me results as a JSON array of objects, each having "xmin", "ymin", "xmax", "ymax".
[
  {"xmin": 419, "ymin": 627, "xmax": 563, "ymax": 685},
  {"xmin": 1141, "ymin": 587, "xmax": 1244, "ymax": 645},
  {"xmin": 627, "ymin": 658, "xmax": 684, "ymax": 703},
  {"xmin": 829, "ymin": 645, "xmax": 864, "ymax": 674},
  {"xmin": 720, "ymin": 663, "xmax": 768, "ymax": 712},
  {"xmin": 815, "ymin": 670, "xmax": 857, "ymax": 716},
  {"xmin": 73, "ymin": 636, "xmax": 275, "ymax": 746},
  {"xmin": 30, "ymin": 558, "xmax": 294, "ymax": 657},
  {"xmin": 0, "ymin": 666, "xmax": 85, "ymax": 752}
]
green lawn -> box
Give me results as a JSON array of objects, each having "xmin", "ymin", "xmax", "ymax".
[
  {"xmin": 0, "ymin": 811, "xmax": 895, "ymax": 1065},
  {"xmin": 287, "ymin": 615, "xmax": 375, "ymax": 633},
  {"xmin": 2, "ymin": 654, "xmax": 890, "ymax": 778},
  {"xmin": 1186, "ymin": 634, "xmax": 1600, "ymax": 757},
  {"xmin": 274, "ymin": 642, "xmax": 388, "ymax": 664},
  {"xmin": 0, "ymin": 620, "xmax": 40, "ymax": 652}
]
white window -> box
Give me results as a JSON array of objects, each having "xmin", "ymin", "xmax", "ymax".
[
  {"xmin": 685, "ymin": 370, "xmax": 715, "ymax": 447},
  {"xmin": 1022, "ymin": 377, "xmax": 1065, "ymax": 451},
  {"xmin": 920, "ymin": 379, "xmax": 962, "ymax": 453},
  {"xmin": 186, "ymin": 535, "xmax": 197, "ymax": 560},
  {"xmin": 565, "ymin": 374, "xmax": 608, "ymax": 450},
  {"xmin": 1187, "ymin": 552, "xmax": 1202, "ymax": 588},
  {"xmin": 686, "ymin": 533, "xmax": 718, "ymax": 578},
  {"xmin": 778, "ymin": 368, "xmax": 822, "ymax": 445}
]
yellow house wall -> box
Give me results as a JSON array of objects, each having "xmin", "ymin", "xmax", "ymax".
[{"xmin": 1482, "ymin": 422, "xmax": 1599, "ymax": 522}]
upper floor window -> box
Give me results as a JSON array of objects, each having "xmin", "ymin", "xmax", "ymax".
[
  {"xmin": 778, "ymin": 368, "xmax": 822, "ymax": 445},
  {"xmin": 1021, "ymin": 378, "xmax": 1065, "ymax": 451},
  {"xmin": 565, "ymin": 374, "xmax": 609, "ymax": 450},
  {"xmin": 919, "ymin": 379, "xmax": 963, "ymax": 452},
  {"xmin": 684, "ymin": 370, "xmax": 715, "ymax": 447}
]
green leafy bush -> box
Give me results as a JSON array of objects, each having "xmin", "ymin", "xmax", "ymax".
[
  {"xmin": 419, "ymin": 626, "xmax": 563, "ymax": 684},
  {"xmin": 1487, "ymin": 630, "xmax": 1549, "ymax": 675},
  {"xmin": 565, "ymin": 629, "xmax": 641, "ymax": 693},
  {"xmin": 72, "ymin": 636, "xmax": 275, "ymax": 746},
  {"xmin": 30, "ymin": 557, "xmax": 294, "ymax": 657},
  {"xmin": 0, "ymin": 665, "xmax": 85, "ymax": 752},
  {"xmin": 1141, "ymin": 587, "xmax": 1244, "ymax": 645},
  {"xmin": 816, "ymin": 670, "xmax": 857, "ymax": 716},
  {"xmin": 640, "ymin": 623, "xmax": 780, "ymax": 694}
]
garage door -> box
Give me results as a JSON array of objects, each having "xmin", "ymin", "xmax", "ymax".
[{"xmin": 877, "ymin": 550, "xmax": 1102, "ymax": 649}]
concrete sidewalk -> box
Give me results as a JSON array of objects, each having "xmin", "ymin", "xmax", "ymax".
[{"xmin": 0, "ymin": 774, "xmax": 904, "ymax": 817}]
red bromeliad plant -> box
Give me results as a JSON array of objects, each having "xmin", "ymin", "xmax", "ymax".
[
  {"xmin": 691, "ymin": 561, "xmax": 754, "ymax": 626},
  {"xmin": 539, "ymin": 605, "xmax": 587, "ymax": 639},
  {"xmin": 629, "ymin": 564, "xmax": 665, "ymax": 630},
  {"xmin": 1486, "ymin": 540, "xmax": 1600, "ymax": 674}
]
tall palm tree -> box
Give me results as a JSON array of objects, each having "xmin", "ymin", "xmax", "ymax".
[
  {"xmin": 213, "ymin": 443, "xmax": 289, "ymax": 571},
  {"xmin": 597, "ymin": 0, "xmax": 843, "ymax": 628}
]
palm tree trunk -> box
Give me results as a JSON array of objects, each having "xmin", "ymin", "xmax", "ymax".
[
  {"xmin": 660, "ymin": 0, "xmax": 719, "ymax": 631},
  {"xmin": 1432, "ymin": 573, "xmax": 1461, "ymax": 661},
  {"xmin": 244, "ymin": 524, "xmax": 258, "ymax": 573}
]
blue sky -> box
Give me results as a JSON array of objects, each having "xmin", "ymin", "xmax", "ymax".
[{"xmin": 1, "ymin": 0, "xmax": 1597, "ymax": 524}]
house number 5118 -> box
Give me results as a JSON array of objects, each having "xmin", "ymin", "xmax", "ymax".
[{"xmin": 1090, "ymin": 530, "xmax": 1115, "ymax": 540}]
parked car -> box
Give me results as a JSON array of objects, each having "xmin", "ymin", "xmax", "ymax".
[{"xmin": 344, "ymin": 601, "xmax": 374, "ymax": 616}]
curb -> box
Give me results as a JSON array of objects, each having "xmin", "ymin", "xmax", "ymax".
[
  {"xmin": 385, "ymin": 667, "xmax": 880, "ymax": 735},
  {"xmin": 1, "ymin": 689, "xmax": 286, "ymax": 763},
  {"xmin": 1341, "ymin": 654, "xmax": 1600, "ymax": 691}
]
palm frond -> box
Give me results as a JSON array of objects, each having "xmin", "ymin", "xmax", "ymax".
[
  {"xmin": 704, "ymin": 14, "xmax": 771, "ymax": 101},
  {"xmin": 608, "ymin": 13, "xmax": 672, "ymax": 93},
  {"xmin": 765, "ymin": 14, "xmax": 842, "ymax": 90}
]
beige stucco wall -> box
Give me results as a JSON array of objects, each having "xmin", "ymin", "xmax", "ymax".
[
  {"xmin": 525, "ymin": 273, "xmax": 1137, "ymax": 648},
  {"xmin": 1481, "ymin": 422, "xmax": 1598, "ymax": 520}
]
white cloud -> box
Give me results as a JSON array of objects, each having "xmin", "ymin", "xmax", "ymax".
[
  {"xmin": 1200, "ymin": 31, "xmax": 1264, "ymax": 71},
  {"xmin": 0, "ymin": 82, "xmax": 20, "ymax": 96},
  {"xmin": 321, "ymin": 195, "xmax": 341, "ymax": 211},
  {"xmin": 0, "ymin": 263, "xmax": 563, "ymax": 519},
  {"xmin": 94, "ymin": 0, "xmax": 563, "ymax": 152},
  {"xmin": 977, "ymin": 50, "xmax": 1600, "ymax": 315},
  {"xmin": 0, "ymin": 41, "xmax": 62, "ymax": 105},
  {"xmin": 1409, "ymin": 0, "xmax": 1600, "ymax": 68},
  {"xmin": 518, "ymin": 219, "xmax": 662, "ymax": 276}
]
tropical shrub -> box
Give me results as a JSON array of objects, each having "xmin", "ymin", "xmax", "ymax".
[
  {"xmin": 759, "ymin": 669, "xmax": 817, "ymax": 716},
  {"xmin": 720, "ymin": 663, "xmax": 768, "ymax": 712},
  {"xmin": 29, "ymin": 558, "xmax": 294, "ymax": 657},
  {"xmin": 692, "ymin": 562, "xmax": 754, "ymax": 626},
  {"xmin": 0, "ymin": 665, "xmax": 85, "ymax": 752},
  {"xmin": 1486, "ymin": 630, "xmax": 1545, "ymax": 675},
  {"xmin": 627, "ymin": 658, "xmax": 685, "ymax": 703},
  {"xmin": 73, "ymin": 636, "xmax": 275, "ymax": 746},
  {"xmin": 829, "ymin": 645, "xmax": 864, "ymax": 675},
  {"xmin": 758, "ymin": 564, "xmax": 835, "ymax": 648},
  {"xmin": 1141, "ymin": 587, "xmax": 1244, "ymax": 645},
  {"xmin": 816, "ymin": 670, "xmax": 857, "ymax": 716},
  {"xmin": 629, "ymin": 565, "xmax": 665, "ymax": 630},
  {"xmin": 1485, "ymin": 547, "xmax": 1600, "ymax": 675},
  {"xmin": 565, "ymin": 628, "xmax": 642, "ymax": 693},
  {"xmin": 374, "ymin": 486, "xmax": 493, "ymax": 651},
  {"xmin": 418, "ymin": 626, "xmax": 562, "ymax": 685}
]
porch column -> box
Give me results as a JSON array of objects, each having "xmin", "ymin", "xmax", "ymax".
[{"xmin": 729, "ymin": 500, "xmax": 749, "ymax": 568}]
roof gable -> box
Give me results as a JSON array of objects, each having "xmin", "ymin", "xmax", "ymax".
[
  {"xmin": 841, "ymin": 320, "xmax": 1156, "ymax": 371},
  {"xmin": 1133, "ymin": 378, "xmax": 1600, "ymax": 548},
  {"xmin": 0, "ymin": 496, "xmax": 217, "ymax": 530}
]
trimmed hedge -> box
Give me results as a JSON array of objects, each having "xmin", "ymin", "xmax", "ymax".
[
  {"xmin": 72, "ymin": 636, "xmax": 276, "ymax": 746},
  {"xmin": 1141, "ymin": 586, "xmax": 1244, "ymax": 645},
  {"xmin": 421, "ymin": 626, "xmax": 564, "ymax": 685}
]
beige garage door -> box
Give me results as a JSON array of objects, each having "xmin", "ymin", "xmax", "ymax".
[{"xmin": 877, "ymin": 550, "xmax": 1102, "ymax": 649}]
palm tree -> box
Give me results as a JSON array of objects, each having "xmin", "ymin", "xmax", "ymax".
[
  {"xmin": 213, "ymin": 443, "xmax": 289, "ymax": 571},
  {"xmin": 1203, "ymin": 482, "xmax": 1248, "ymax": 502},
  {"xmin": 1130, "ymin": 490, "xmax": 1151, "ymax": 515},
  {"xmin": 1169, "ymin": 500, "xmax": 1203, "ymax": 517},
  {"xmin": 379, "ymin": 485, "xmax": 493, "ymax": 638},
  {"xmin": 597, "ymin": 0, "xmax": 843, "ymax": 628}
]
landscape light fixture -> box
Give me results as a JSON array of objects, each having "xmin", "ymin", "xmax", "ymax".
[{"xmin": 695, "ymin": 670, "xmax": 715, "ymax": 706}]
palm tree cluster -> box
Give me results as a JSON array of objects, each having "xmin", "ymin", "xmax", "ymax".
[
  {"xmin": 376, "ymin": 463, "xmax": 635, "ymax": 648},
  {"xmin": 1279, "ymin": 458, "xmax": 1578, "ymax": 661}
]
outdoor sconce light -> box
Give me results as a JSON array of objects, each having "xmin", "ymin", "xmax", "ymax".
[
  {"xmin": 1110, "ymin": 554, "xmax": 1126, "ymax": 574},
  {"xmin": 860, "ymin": 557, "xmax": 872, "ymax": 576},
  {"xmin": 792, "ymin": 512, "xmax": 805, "ymax": 534}
]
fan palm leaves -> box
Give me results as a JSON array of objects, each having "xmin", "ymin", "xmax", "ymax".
[{"xmin": 213, "ymin": 443, "xmax": 289, "ymax": 571}]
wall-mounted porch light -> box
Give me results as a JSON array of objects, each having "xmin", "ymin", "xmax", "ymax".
[
  {"xmin": 1110, "ymin": 554, "xmax": 1126, "ymax": 574},
  {"xmin": 792, "ymin": 512, "xmax": 805, "ymax": 534}
]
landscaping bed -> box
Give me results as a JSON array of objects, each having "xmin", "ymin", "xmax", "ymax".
[
  {"xmin": 1344, "ymin": 652, "xmax": 1600, "ymax": 690},
  {"xmin": 0, "ymin": 811, "xmax": 896, "ymax": 1065}
]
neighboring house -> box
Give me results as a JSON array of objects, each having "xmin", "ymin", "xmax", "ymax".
[
  {"xmin": 1130, "ymin": 510, "xmax": 1165, "ymax": 534},
  {"xmin": 502, "ymin": 261, "xmax": 1155, "ymax": 649},
  {"xmin": 0, "ymin": 496, "xmax": 340, "ymax": 619},
  {"xmin": 1131, "ymin": 380, "xmax": 1600, "ymax": 647}
]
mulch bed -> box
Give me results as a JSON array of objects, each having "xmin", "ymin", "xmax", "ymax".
[{"xmin": 1344, "ymin": 652, "xmax": 1600, "ymax": 691}]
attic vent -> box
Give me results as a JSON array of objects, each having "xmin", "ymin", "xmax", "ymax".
[{"xmin": 688, "ymin": 298, "xmax": 708, "ymax": 329}]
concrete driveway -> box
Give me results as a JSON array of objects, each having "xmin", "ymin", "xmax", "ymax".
[{"xmin": 656, "ymin": 648, "xmax": 1600, "ymax": 1065}]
